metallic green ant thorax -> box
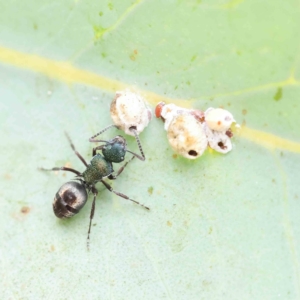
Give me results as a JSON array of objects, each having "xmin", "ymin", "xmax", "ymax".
[{"xmin": 82, "ymin": 154, "xmax": 113, "ymax": 185}]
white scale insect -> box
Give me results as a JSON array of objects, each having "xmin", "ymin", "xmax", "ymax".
[
  {"xmin": 110, "ymin": 90, "xmax": 152, "ymax": 136},
  {"xmin": 204, "ymin": 107, "xmax": 236, "ymax": 154},
  {"xmin": 155, "ymin": 102, "xmax": 237, "ymax": 159}
]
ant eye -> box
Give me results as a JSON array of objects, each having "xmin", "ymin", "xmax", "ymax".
[{"xmin": 110, "ymin": 90, "xmax": 152, "ymax": 136}]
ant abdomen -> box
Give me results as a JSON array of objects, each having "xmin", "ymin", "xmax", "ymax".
[{"xmin": 53, "ymin": 181, "xmax": 88, "ymax": 218}]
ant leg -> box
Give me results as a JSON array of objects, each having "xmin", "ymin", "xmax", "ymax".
[
  {"xmin": 126, "ymin": 127, "xmax": 145, "ymax": 161},
  {"xmin": 92, "ymin": 145, "xmax": 105, "ymax": 156},
  {"xmin": 108, "ymin": 156, "xmax": 135, "ymax": 180},
  {"xmin": 101, "ymin": 179, "xmax": 150, "ymax": 210},
  {"xmin": 65, "ymin": 132, "xmax": 88, "ymax": 167},
  {"xmin": 39, "ymin": 167, "xmax": 82, "ymax": 176},
  {"xmin": 89, "ymin": 124, "xmax": 118, "ymax": 142},
  {"xmin": 87, "ymin": 187, "xmax": 98, "ymax": 250}
]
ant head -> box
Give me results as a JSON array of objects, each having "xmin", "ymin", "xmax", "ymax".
[{"xmin": 102, "ymin": 135, "xmax": 127, "ymax": 163}]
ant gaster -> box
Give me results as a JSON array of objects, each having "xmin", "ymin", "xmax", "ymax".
[{"xmin": 40, "ymin": 126, "xmax": 149, "ymax": 250}]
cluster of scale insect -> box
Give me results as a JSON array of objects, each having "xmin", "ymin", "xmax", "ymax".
[{"xmin": 155, "ymin": 102, "xmax": 237, "ymax": 159}]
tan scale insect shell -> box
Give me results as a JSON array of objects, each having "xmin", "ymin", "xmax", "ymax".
[
  {"xmin": 167, "ymin": 114, "xmax": 208, "ymax": 159},
  {"xmin": 110, "ymin": 91, "xmax": 152, "ymax": 136}
]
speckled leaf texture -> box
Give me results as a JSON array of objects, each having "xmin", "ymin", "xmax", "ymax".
[{"xmin": 1, "ymin": 1, "xmax": 300, "ymax": 299}]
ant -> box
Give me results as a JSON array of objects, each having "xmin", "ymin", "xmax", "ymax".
[{"xmin": 40, "ymin": 128, "xmax": 149, "ymax": 249}]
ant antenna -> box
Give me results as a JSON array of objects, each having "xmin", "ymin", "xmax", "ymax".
[
  {"xmin": 89, "ymin": 124, "xmax": 118, "ymax": 142},
  {"xmin": 129, "ymin": 127, "xmax": 145, "ymax": 161}
]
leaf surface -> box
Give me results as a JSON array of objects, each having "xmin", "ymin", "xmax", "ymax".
[{"xmin": 0, "ymin": 1, "xmax": 300, "ymax": 299}]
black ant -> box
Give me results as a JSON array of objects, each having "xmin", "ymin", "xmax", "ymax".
[{"xmin": 40, "ymin": 129, "xmax": 149, "ymax": 249}]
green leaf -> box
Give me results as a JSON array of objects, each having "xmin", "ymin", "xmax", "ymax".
[{"xmin": 1, "ymin": 0, "xmax": 300, "ymax": 299}]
